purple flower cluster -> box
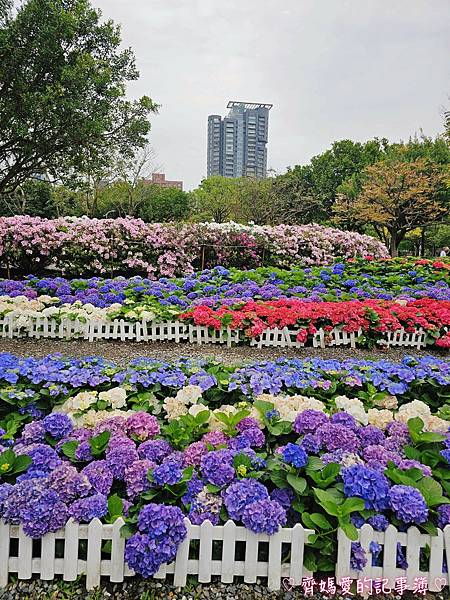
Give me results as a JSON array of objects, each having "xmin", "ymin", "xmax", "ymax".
[
  {"xmin": 222, "ymin": 479, "xmax": 269, "ymax": 520},
  {"xmin": 241, "ymin": 499, "xmax": 287, "ymax": 535},
  {"xmin": 200, "ymin": 450, "xmax": 235, "ymax": 487},
  {"xmin": 69, "ymin": 494, "xmax": 108, "ymax": 523},
  {"xmin": 125, "ymin": 503, "xmax": 187, "ymax": 577},
  {"xmin": 42, "ymin": 414, "xmax": 73, "ymax": 440},
  {"xmin": 389, "ymin": 485, "xmax": 429, "ymax": 525},
  {"xmin": 293, "ymin": 410, "xmax": 329, "ymax": 435}
]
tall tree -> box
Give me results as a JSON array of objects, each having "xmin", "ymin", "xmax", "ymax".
[
  {"xmin": 189, "ymin": 177, "xmax": 240, "ymax": 222},
  {"xmin": 0, "ymin": 0, "xmax": 158, "ymax": 195},
  {"xmin": 334, "ymin": 158, "xmax": 448, "ymax": 256}
]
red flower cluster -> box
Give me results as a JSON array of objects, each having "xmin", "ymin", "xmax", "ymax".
[{"xmin": 179, "ymin": 299, "xmax": 450, "ymax": 344}]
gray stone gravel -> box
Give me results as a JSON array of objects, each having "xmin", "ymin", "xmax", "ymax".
[
  {"xmin": 0, "ymin": 578, "xmax": 447, "ymax": 600},
  {"xmin": 0, "ymin": 338, "xmax": 448, "ymax": 366}
]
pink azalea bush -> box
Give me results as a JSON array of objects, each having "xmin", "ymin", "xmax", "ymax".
[{"xmin": 0, "ymin": 216, "xmax": 388, "ymax": 277}]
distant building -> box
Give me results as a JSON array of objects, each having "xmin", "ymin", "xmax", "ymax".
[
  {"xmin": 143, "ymin": 173, "xmax": 183, "ymax": 190},
  {"xmin": 207, "ymin": 101, "xmax": 272, "ymax": 179}
]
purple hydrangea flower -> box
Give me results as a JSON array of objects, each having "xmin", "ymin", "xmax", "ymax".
[
  {"xmin": 138, "ymin": 439, "xmax": 173, "ymax": 463},
  {"xmin": 358, "ymin": 425, "xmax": 385, "ymax": 448},
  {"xmin": 48, "ymin": 463, "xmax": 92, "ymax": 503},
  {"xmin": 182, "ymin": 475, "xmax": 204, "ymax": 506},
  {"xmin": 389, "ymin": 485, "xmax": 428, "ymax": 525},
  {"xmin": 19, "ymin": 421, "xmax": 45, "ymax": 444},
  {"xmin": 183, "ymin": 442, "xmax": 208, "ymax": 467},
  {"xmin": 236, "ymin": 417, "xmax": 262, "ymax": 433},
  {"xmin": 293, "ymin": 410, "xmax": 329, "ymax": 435},
  {"xmin": 236, "ymin": 428, "xmax": 265, "ymax": 448},
  {"xmin": 386, "ymin": 422, "xmax": 410, "ymax": 443},
  {"xmin": 437, "ymin": 505, "xmax": 450, "ymax": 529},
  {"xmin": 69, "ymin": 494, "xmax": 108, "ymax": 523},
  {"xmin": 300, "ymin": 434, "xmax": 322, "ymax": 454},
  {"xmin": 368, "ymin": 514, "xmax": 389, "ymax": 531},
  {"xmin": 397, "ymin": 459, "xmax": 432, "ymax": 477},
  {"xmin": 270, "ymin": 488, "xmax": 294, "ymax": 510},
  {"xmin": 342, "ymin": 464, "xmax": 390, "ymax": 511},
  {"xmin": 241, "ymin": 499, "xmax": 286, "ymax": 535},
  {"xmin": 202, "ymin": 431, "xmax": 229, "ymax": 447},
  {"xmin": 316, "ymin": 423, "xmax": 360, "ymax": 453},
  {"xmin": 21, "ymin": 489, "xmax": 68, "ymax": 538},
  {"xmin": 331, "ymin": 412, "xmax": 357, "ymax": 430},
  {"xmin": 81, "ymin": 460, "xmax": 114, "ymax": 496},
  {"xmin": 19, "ymin": 444, "xmax": 62, "ymax": 473},
  {"xmin": 42, "ymin": 414, "xmax": 73, "ymax": 440},
  {"xmin": 200, "ymin": 450, "xmax": 235, "ymax": 487},
  {"xmin": 125, "ymin": 459, "xmax": 155, "ymax": 500},
  {"xmin": 105, "ymin": 438, "xmax": 139, "ymax": 479},
  {"xmin": 222, "ymin": 479, "xmax": 269, "ymax": 520},
  {"xmin": 75, "ymin": 441, "xmax": 93, "ymax": 462},
  {"xmin": 126, "ymin": 412, "xmax": 160, "ymax": 441},
  {"xmin": 350, "ymin": 542, "xmax": 367, "ymax": 571},
  {"xmin": 351, "ymin": 513, "xmax": 365, "ymax": 528}
]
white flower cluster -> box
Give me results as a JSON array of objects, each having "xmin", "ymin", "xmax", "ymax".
[
  {"xmin": 0, "ymin": 295, "xmax": 130, "ymax": 328},
  {"xmin": 54, "ymin": 387, "xmax": 128, "ymax": 425},
  {"xmin": 163, "ymin": 385, "xmax": 205, "ymax": 421}
]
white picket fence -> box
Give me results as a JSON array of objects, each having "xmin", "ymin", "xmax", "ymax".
[
  {"xmin": 337, "ymin": 523, "xmax": 450, "ymax": 592},
  {"xmin": 0, "ymin": 518, "xmax": 313, "ymax": 591},
  {"xmin": 0, "ymin": 519, "xmax": 448, "ymax": 591},
  {"xmin": 0, "ymin": 314, "xmax": 426, "ymax": 349}
]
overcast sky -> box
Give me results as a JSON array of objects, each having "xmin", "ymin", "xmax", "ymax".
[{"xmin": 94, "ymin": 0, "xmax": 450, "ymax": 190}]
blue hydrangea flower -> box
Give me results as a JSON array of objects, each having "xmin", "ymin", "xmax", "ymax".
[
  {"xmin": 42, "ymin": 414, "xmax": 73, "ymax": 439},
  {"xmin": 282, "ymin": 443, "xmax": 308, "ymax": 468},
  {"xmin": 342, "ymin": 464, "xmax": 390, "ymax": 511}
]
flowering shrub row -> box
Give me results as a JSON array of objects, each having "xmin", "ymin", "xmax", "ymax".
[
  {"xmin": 1, "ymin": 294, "xmax": 450, "ymax": 347},
  {"xmin": 0, "ymin": 353, "xmax": 449, "ymax": 576},
  {"xmin": 179, "ymin": 298, "xmax": 450, "ymax": 347},
  {"xmin": 0, "ymin": 216, "xmax": 388, "ymax": 277},
  {"xmin": 1, "ymin": 258, "xmax": 449, "ymax": 312}
]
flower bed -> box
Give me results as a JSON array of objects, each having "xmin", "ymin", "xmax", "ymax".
[
  {"xmin": 0, "ymin": 294, "xmax": 449, "ymax": 348},
  {"xmin": 0, "ymin": 217, "xmax": 388, "ymax": 277},
  {"xmin": 1, "ymin": 258, "xmax": 449, "ymax": 309},
  {"xmin": 0, "ymin": 353, "xmax": 449, "ymax": 589}
]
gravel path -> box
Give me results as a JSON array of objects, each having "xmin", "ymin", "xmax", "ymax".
[
  {"xmin": 0, "ymin": 338, "xmax": 448, "ymax": 365},
  {"xmin": 0, "ymin": 579, "xmax": 447, "ymax": 600}
]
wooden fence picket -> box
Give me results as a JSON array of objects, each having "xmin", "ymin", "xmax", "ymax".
[{"xmin": 63, "ymin": 519, "xmax": 79, "ymax": 581}]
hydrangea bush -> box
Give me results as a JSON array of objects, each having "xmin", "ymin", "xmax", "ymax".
[
  {"xmin": 1, "ymin": 258, "xmax": 449, "ymax": 309},
  {"xmin": 0, "ymin": 353, "xmax": 449, "ymax": 576},
  {"xmin": 0, "ymin": 217, "xmax": 388, "ymax": 277}
]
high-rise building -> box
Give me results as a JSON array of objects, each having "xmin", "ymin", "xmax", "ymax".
[{"xmin": 207, "ymin": 101, "xmax": 272, "ymax": 178}]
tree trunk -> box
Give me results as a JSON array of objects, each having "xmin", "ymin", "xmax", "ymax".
[{"xmin": 390, "ymin": 234, "xmax": 398, "ymax": 257}]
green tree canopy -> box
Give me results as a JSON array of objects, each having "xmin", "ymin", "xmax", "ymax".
[{"xmin": 0, "ymin": 0, "xmax": 158, "ymax": 195}]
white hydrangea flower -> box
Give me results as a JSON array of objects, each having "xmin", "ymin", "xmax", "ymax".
[
  {"xmin": 175, "ymin": 385, "xmax": 203, "ymax": 405},
  {"xmin": 395, "ymin": 400, "xmax": 431, "ymax": 426},
  {"xmin": 335, "ymin": 395, "xmax": 368, "ymax": 425},
  {"xmin": 99, "ymin": 387, "xmax": 127, "ymax": 409},
  {"xmin": 367, "ymin": 408, "xmax": 394, "ymax": 430},
  {"xmin": 71, "ymin": 391, "xmax": 98, "ymax": 412},
  {"xmin": 374, "ymin": 395, "xmax": 398, "ymax": 410},
  {"xmin": 426, "ymin": 415, "xmax": 449, "ymax": 433},
  {"xmin": 188, "ymin": 404, "xmax": 209, "ymax": 417},
  {"xmin": 163, "ymin": 397, "xmax": 188, "ymax": 421}
]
